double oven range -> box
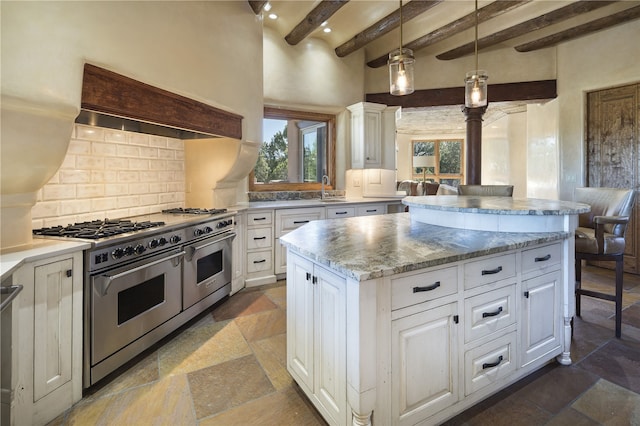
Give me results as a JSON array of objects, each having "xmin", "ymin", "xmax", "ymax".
[{"xmin": 34, "ymin": 208, "xmax": 235, "ymax": 388}]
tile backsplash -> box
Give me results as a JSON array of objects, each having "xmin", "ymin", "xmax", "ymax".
[{"xmin": 31, "ymin": 124, "xmax": 185, "ymax": 228}]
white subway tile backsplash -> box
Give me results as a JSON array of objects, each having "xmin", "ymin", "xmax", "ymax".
[{"xmin": 33, "ymin": 124, "xmax": 187, "ymax": 227}]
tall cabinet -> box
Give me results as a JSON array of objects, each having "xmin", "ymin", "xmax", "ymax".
[{"xmin": 347, "ymin": 102, "xmax": 398, "ymax": 171}]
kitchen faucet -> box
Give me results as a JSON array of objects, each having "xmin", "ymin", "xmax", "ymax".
[{"xmin": 321, "ymin": 174, "xmax": 330, "ymax": 199}]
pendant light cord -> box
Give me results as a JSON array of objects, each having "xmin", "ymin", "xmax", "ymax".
[
  {"xmin": 399, "ymin": 0, "xmax": 403, "ymax": 52},
  {"xmin": 474, "ymin": 0, "xmax": 478, "ymax": 72}
]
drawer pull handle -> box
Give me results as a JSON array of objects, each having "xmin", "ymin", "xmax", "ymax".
[
  {"xmin": 293, "ymin": 220, "xmax": 310, "ymax": 224},
  {"xmin": 335, "ymin": 211, "xmax": 348, "ymax": 215},
  {"xmin": 253, "ymin": 217, "xmax": 267, "ymax": 221},
  {"xmin": 535, "ymin": 254, "xmax": 551, "ymax": 262},
  {"xmin": 366, "ymin": 209, "xmax": 376, "ymax": 212},
  {"xmin": 413, "ymin": 281, "xmax": 441, "ymax": 293},
  {"xmin": 253, "ymin": 236, "xmax": 267, "ymax": 240},
  {"xmin": 481, "ymin": 266, "xmax": 503, "ymax": 275},
  {"xmin": 482, "ymin": 306, "xmax": 503, "ymax": 318},
  {"xmin": 253, "ymin": 259, "xmax": 266, "ymax": 264},
  {"xmin": 482, "ymin": 355, "xmax": 504, "ymax": 370}
]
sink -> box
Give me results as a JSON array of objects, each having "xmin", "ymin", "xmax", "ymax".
[{"xmin": 321, "ymin": 198, "xmax": 347, "ymax": 203}]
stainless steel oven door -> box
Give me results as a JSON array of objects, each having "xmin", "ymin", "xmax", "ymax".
[
  {"xmin": 183, "ymin": 231, "xmax": 235, "ymax": 309},
  {"xmin": 91, "ymin": 248, "xmax": 184, "ymax": 364}
]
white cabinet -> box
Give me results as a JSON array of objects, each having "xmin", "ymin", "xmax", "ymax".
[
  {"xmin": 391, "ymin": 302, "xmax": 459, "ymax": 426},
  {"xmin": 245, "ymin": 210, "xmax": 276, "ymax": 287},
  {"xmin": 275, "ymin": 207, "xmax": 325, "ymax": 275},
  {"xmin": 287, "ymin": 252, "xmax": 347, "ymax": 426},
  {"xmin": 10, "ymin": 250, "xmax": 83, "ymax": 426},
  {"xmin": 347, "ymin": 102, "xmax": 397, "ymax": 170},
  {"xmin": 325, "ymin": 206, "xmax": 355, "ymax": 219}
]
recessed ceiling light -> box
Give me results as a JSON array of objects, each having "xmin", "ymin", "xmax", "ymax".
[
  {"xmin": 323, "ymin": 27, "xmax": 331, "ymax": 33},
  {"xmin": 268, "ymin": 13, "xmax": 278, "ymax": 20},
  {"xmin": 263, "ymin": 2, "xmax": 272, "ymax": 12}
]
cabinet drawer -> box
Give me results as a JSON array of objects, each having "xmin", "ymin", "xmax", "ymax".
[
  {"xmin": 464, "ymin": 284, "xmax": 516, "ymax": 343},
  {"xmin": 356, "ymin": 204, "xmax": 385, "ymax": 216},
  {"xmin": 247, "ymin": 227, "xmax": 273, "ymax": 250},
  {"xmin": 246, "ymin": 250, "xmax": 273, "ymax": 274},
  {"xmin": 464, "ymin": 332, "xmax": 516, "ymax": 396},
  {"xmin": 464, "ymin": 254, "xmax": 516, "ymax": 290},
  {"xmin": 276, "ymin": 207, "xmax": 325, "ymax": 235},
  {"xmin": 522, "ymin": 243, "xmax": 561, "ymax": 275},
  {"xmin": 248, "ymin": 211, "xmax": 273, "ymax": 226},
  {"xmin": 391, "ymin": 266, "xmax": 458, "ymax": 311},
  {"xmin": 326, "ymin": 206, "xmax": 355, "ymax": 218}
]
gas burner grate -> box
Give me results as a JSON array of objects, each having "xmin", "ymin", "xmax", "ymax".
[
  {"xmin": 162, "ymin": 207, "xmax": 228, "ymax": 215},
  {"xmin": 33, "ymin": 219, "xmax": 165, "ymax": 240}
]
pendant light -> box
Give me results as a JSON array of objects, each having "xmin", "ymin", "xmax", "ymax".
[
  {"xmin": 464, "ymin": 0, "xmax": 488, "ymax": 107},
  {"xmin": 388, "ymin": 0, "xmax": 414, "ymax": 96}
]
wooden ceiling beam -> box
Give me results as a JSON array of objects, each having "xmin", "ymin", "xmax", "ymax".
[
  {"xmin": 515, "ymin": 4, "xmax": 640, "ymax": 52},
  {"xmin": 247, "ymin": 1, "xmax": 268, "ymax": 15},
  {"xmin": 436, "ymin": 1, "xmax": 617, "ymax": 60},
  {"xmin": 285, "ymin": 0, "xmax": 350, "ymax": 46},
  {"xmin": 367, "ymin": 0, "xmax": 531, "ymax": 68},
  {"xmin": 365, "ymin": 80, "xmax": 557, "ymax": 108},
  {"xmin": 335, "ymin": 0, "xmax": 443, "ymax": 58}
]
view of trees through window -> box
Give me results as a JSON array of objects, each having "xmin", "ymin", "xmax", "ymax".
[
  {"xmin": 250, "ymin": 107, "xmax": 335, "ymax": 192},
  {"xmin": 412, "ymin": 139, "xmax": 464, "ymax": 187}
]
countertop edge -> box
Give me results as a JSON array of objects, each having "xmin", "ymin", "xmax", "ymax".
[{"xmin": 1, "ymin": 240, "xmax": 91, "ymax": 281}]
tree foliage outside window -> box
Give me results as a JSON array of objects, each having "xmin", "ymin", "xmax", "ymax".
[
  {"xmin": 412, "ymin": 139, "xmax": 464, "ymax": 186},
  {"xmin": 254, "ymin": 125, "xmax": 288, "ymax": 183}
]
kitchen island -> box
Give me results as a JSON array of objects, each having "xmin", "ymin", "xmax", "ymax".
[{"xmin": 280, "ymin": 197, "xmax": 588, "ymax": 426}]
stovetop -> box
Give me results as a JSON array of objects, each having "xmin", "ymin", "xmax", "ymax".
[
  {"xmin": 33, "ymin": 219, "xmax": 166, "ymax": 240},
  {"xmin": 162, "ymin": 207, "xmax": 227, "ymax": 215}
]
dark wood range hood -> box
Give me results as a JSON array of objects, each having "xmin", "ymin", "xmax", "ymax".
[{"xmin": 79, "ymin": 64, "xmax": 243, "ymax": 140}]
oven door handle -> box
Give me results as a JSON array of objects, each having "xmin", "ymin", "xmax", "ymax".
[
  {"xmin": 97, "ymin": 251, "xmax": 185, "ymax": 296},
  {"xmin": 1, "ymin": 285, "xmax": 24, "ymax": 313},
  {"xmin": 185, "ymin": 232, "xmax": 236, "ymax": 262}
]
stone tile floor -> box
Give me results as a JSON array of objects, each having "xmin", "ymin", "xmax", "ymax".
[{"xmin": 50, "ymin": 264, "xmax": 640, "ymax": 425}]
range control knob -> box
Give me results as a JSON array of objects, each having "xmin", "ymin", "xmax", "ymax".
[
  {"xmin": 158, "ymin": 237, "xmax": 168, "ymax": 246},
  {"xmin": 112, "ymin": 247, "xmax": 124, "ymax": 259},
  {"xmin": 194, "ymin": 228, "xmax": 204, "ymax": 237},
  {"xmin": 216, "ymin": 221, "xmax": 226, "ymax": 229},
  {"xmin": 124, "ymin": 246, "xmax": 135, "ymax": 256},
  {"xmin": 134, "ymin": 244, "xmax": 146, "ymax": 255},
  {"xmin": 170, "ymin": 235, "xmax": 182, "ymax": 244},
  {"xmin": 204, "ymin": 226, "xmax": 213, "ymax": 234},
  {"xmin": 148, "ymin": 239, "xmax": 159, "ymax": 249}
]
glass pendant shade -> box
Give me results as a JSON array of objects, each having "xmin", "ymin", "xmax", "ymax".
[
  {"xmin": 389, "ymin": 48, "xmax": 415, "ymax": 96},
  {"xmin": 465, "ymin": 70, "xmax": 488, "ymax": 107}
]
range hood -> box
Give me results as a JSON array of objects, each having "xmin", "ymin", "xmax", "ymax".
[{"xmin": 75, "ymin": 109, "xmax": 221, "ymax": 140}]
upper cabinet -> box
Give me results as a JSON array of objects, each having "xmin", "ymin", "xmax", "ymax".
[{"xmin": 347, "ymin": 102, "xmax": 398, "ymax": 170}]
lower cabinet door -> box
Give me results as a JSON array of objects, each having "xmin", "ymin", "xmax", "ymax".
[
  {"xmin": 521, "ymin": 270, "xmax": 562, "ymax": 367},
  {"xmin": 392, "ymin": 302, "xmax": 459, "ymax": 426}
]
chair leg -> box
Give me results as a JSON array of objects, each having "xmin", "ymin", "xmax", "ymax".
[
  {"xmin": 575, "ymin": 257, "xmax": 582, "ymax": 317},
  {"xmin": 614, "ymin": 256, "xmax": 624, "ymax": 338}
]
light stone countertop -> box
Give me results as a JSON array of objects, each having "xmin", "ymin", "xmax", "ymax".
[
  {"xmin": 1, "ymin": 240, "xmax": 91, "ymax": 282},
  {"xmin": 403, "ymin": 195, "xmax": 590, "ymax": 215},
  {"xmin": 233, "ymin": 197, "xmax": 404, "ymax": 211},
  {"xmin": 279, "ymin": 213, "xmax": 568, "ymax": 282}
]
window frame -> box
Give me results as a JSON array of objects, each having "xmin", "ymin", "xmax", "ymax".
[
  {"xmin": 250, "ymin": 106, "xmax": 336, "ymax": 192},
  {"xmin": 411, "ymin": 139, "xmax": 465, "ymax": 186}
]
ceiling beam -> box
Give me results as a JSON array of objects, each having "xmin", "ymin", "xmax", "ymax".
[
  {"xmin": 367, "ymin": 0, "xmax": 531, "ymax": 68},
  {"xmin": 515, "ymin": 4, "xmax": 640, "ymax": 52},
  {"xmin": 365, "ymin": 80, "xmax": 557, "ymax": 108},
  {"xmin": 335, "ymin": 0, "xmax": 443, "ymax": 58},
  {"xmin": 285, "ymin": 0, "xmax": 350, "ymax": 46},
  {"xmin": 247, "ymin": 1, "xmax": 268, "ymax": 15},
  {"xmin": 436, "ymin": 1, "xmax": 617, "ymax": 60}
]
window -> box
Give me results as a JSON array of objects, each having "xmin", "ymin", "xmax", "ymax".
[
  {"xmin": 412, "ymin": 139, "xmax": 464, "ymax": 187},
  {"xmin": 250, "ymin": 107, "xmax": 335, "ymax": 191}
]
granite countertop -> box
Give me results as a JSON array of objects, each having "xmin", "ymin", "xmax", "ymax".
[
  {"xmin": 279, "ymin": 213, "xmax": 568, "ymax": 282},
  {"xmin": 233, "ymin": 196, "xmax": 404, "ymax": 211},
  {"xmin": 403, "ymin": 195, "xmax": 590, "ymax": 215}
]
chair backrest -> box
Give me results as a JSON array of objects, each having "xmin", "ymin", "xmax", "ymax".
[
  {"xmin": 458, "ymin": 185, "xmax": 514, "ymax": 196},
  {"xmin": 436, "ymin": 184, "xmax": 458, "ymax": 195},
  {"xmin": 418, "ymin": 182, "xmax": 440, "ymax": 195},
  {"xmin": 575, "ymin": 187, "xmax": 636, "ymax": 237}
]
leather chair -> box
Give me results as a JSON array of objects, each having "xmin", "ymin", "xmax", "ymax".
[
  {"xmin": 574, "ymin": 187, "xmax": 636, "ymax": 338},
  {"xmin": 457, "ymin": 185, "xmax": 514, "ymax": 196}
]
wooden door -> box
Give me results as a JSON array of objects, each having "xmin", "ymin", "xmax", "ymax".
[{"xmin": 587, "ymin": 83, "xmax": 639, "ymax": 274}]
